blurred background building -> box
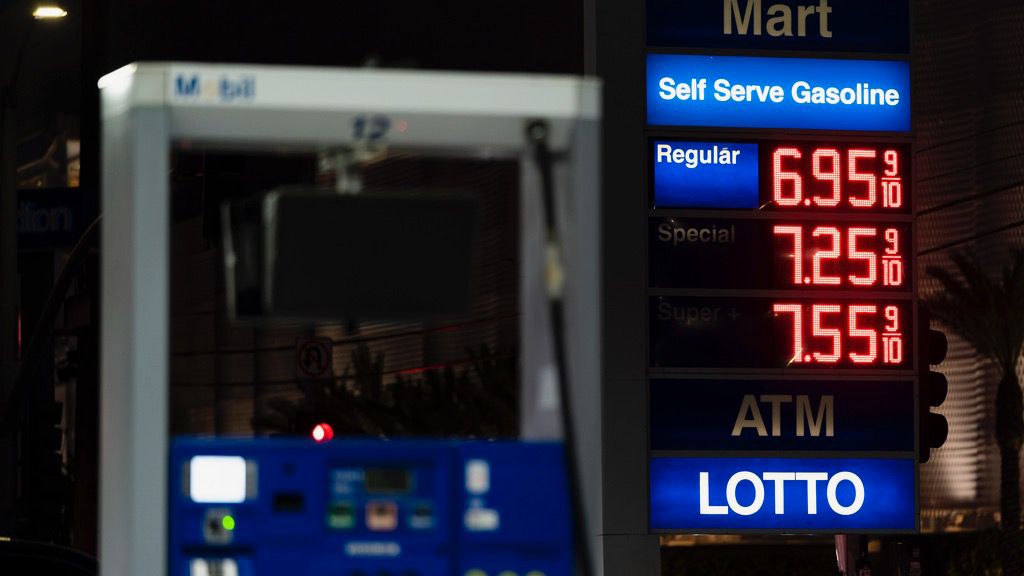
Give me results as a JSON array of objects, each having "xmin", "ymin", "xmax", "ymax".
[{"xmin": 916, "ymin": 0, "xmax": 1024, "ymax": 533}]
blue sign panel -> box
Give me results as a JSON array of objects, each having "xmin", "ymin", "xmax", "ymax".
[
  {"xmin": 650, "ymin": 378, "xmax": 914, "ymax": 452},
  {"xmin": 650, "ymin": 457, "xmax": 916, "ymax": 532},
  {"xmin": 647, "ymin": 54, "xmax": 910, "ymax": 131},
  {"xmin": 170, "ymin": 438, "xmax": 573, "ymax": 576},
  {"xmin": 646, "ymin": 0, "xmax": 910, "ymax": 54},
  {"xmin": 652, "ymin": 141, "xmax": 759, "ymax": 208}
]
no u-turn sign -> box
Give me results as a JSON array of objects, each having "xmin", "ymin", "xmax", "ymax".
[{"xmin": 296, "ymin": 337, "xmax": 333, "ymax": 381}]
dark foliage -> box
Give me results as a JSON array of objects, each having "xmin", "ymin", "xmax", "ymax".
[
  {"xmin": 254, "ymin": 343, "xmax": 518, "ymax": 439},
  {"xmin": 926, "ymin": 249, "xmax": 1024, "ymax": 576}
]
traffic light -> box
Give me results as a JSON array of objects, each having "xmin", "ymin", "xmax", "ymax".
[{"xmin": 918, "ymin": 307, "xmax": 948, "ymax": 463}]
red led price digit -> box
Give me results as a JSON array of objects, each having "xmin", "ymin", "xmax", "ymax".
[
  {"xmin": 882, "ymin": 149, "xmax": 903, "ymax": 208},
  {"xmin": 882, "ymin": 228, "xmax": 904, "ymax": 287},
  {"xmin": 882, "ymin": 305, "xmax": 904, "ymax": 365},
  {"xmin": 884, "ymin": 150, "xmax": 900, "ymax": 176},
  {"xmin": 773, "ymin": 225, "xmax": 804, "ymax": 284},
  {"xmin": 847, "ymin": 149, "xmax": 878, "ymax": 208},
  {"xmin": 773, "ymin": 303, "xmax": 804, "ymax": 364},
  {"xmin": 773, "ymin": 148, "xmax": 803, "ymax": 207},
  {"xmin": 848, "ymin": 305, "xmax": 878, "ymax": 363},
  {"xmin": 847, "ymin": 227, "xmax": 878, "ymax": 286},
  {"xmin": 811, "ymin": 149, "xmax": 841, "ymax": 207},
  {"xmin": 882, "ymin": 181, "xmax": 903, "ymax": 209},
  {"xmin": 812, "ymin": 227, "xmax": 841, "ymax": 285},
  {"xmin": 812, "ymin": 304, "xmax": 842, "ymax": 363}
]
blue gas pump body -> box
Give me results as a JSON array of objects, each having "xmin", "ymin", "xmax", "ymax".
[{"xmin": 169, "ymin": 438, "xmax": 572, "ymax": 576}]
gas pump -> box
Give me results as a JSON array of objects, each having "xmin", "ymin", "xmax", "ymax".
[{"xmin": 99, "ymin": 63, "xmax": 601, "ymax": 576}]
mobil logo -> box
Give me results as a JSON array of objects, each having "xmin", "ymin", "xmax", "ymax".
[{"xmin": 174, "ymin": 73, "xmax": 255, "ymax": 103}]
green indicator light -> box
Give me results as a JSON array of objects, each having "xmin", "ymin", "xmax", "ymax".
[{"xmin": 221, "ymin": 515, "xmax": 236, "ymax": 531}]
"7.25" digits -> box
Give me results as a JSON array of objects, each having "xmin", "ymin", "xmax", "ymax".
[{"xmin": 773, "ymin": 225, "xmax": 905, "ymax": 288}]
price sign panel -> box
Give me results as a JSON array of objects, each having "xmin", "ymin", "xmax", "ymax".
[
  {"xmin": 646, "ymin": 132, "xmax": 917, "ymax": 530},
  {"xmin": 639, "ymin": 4, "xmax": 915, "ymax": 536}
]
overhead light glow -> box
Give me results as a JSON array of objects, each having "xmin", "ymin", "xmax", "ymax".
[{"xmin": 33, "ymin": 5, "xmax": 67, "ymax": 19}]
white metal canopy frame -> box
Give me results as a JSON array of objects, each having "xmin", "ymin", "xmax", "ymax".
[{"xmin": 99, "ymin": 62, "xmax": 602, "ymax": 576}]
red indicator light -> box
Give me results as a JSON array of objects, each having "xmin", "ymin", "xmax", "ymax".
[{"xmin": 312, "ymin": 423, "xmax": 334, "ymax": 443}]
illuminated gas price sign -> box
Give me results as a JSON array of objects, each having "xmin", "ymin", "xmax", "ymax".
[
  {"xmin": 652, "ymin": 140, "xmax": 911, "ymax": 212},
  {"xmin": 650, "ymin": 296, "xmax": 913, "ymax": 370},
  {"xmin": 641, "ymin": 7, "xmax": 915, "ymax": 538},
  {"xmin": 648, "ymin": 139, "xmax": 915, "ymax": 371}
]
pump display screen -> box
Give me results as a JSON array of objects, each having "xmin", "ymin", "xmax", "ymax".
[
  {"xmin": 649, "ymin": 296, "xmax": 913, "ymax": 369},
  {"xmin": 651, "ymin": 140, "xmax": 911, "ymax": 212},
  {"xmin": 365, "ymin": 468, "xmax": 413, "ymax": 494}
]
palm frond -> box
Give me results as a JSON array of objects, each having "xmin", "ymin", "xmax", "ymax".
[
  {"xmin": 257, "ymin": 342, "xmax": 518, "ymax": 439},
  {"xmin": 926, "ymin": 249, "xmax": 1024, "ymax": 372}
]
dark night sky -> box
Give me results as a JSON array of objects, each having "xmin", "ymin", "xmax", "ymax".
[
  {"xmin": 0, "ymin": 0, "xmax": 81, "ymax": 137},
  {"xmin": 0, "ymin": 0, "xmax": 582, "ymax": 158},
  {"xmin": 99, "ymin": 1, "xmax": 583, "ymax": 74}
]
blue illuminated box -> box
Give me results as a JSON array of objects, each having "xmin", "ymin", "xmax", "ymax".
[
  {"xmin": 646, "ymin": 54, "xmax": 911, "ymax": 132},
  {"xmin": 649, "ymin": 378, "xmax": 915, "ymax": 452},
  {"xmin": 652, "ymin": 141, "xmax": 759, "ymax": 208},
  {"xmin": 170, "ymin": 438, "xmax": 573, "ymax": 576},
  {"xmin": 649, "ymin": 456, "xmax": 916, "ymax": 532}
]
